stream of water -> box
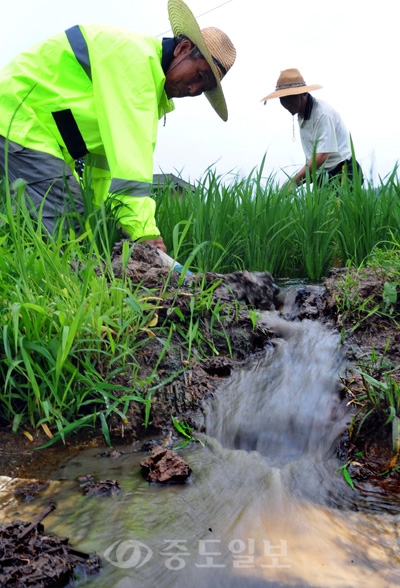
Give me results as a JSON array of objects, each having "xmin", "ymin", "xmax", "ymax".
[{"xmin": 1, "ymin": 309, "xmax": 400, "ymax": 587}]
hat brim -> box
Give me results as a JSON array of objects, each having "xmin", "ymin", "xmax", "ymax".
[
  {"xmin": 261, "ymin": 84, "xmax": 322, "ymax": 102},
  {"xmin": 168, "ymin": 0, "xmax": 228, "ymax": 121}
]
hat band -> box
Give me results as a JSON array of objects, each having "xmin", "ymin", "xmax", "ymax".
[
  {"xmin": 275, "ymin": 81, "xmax": 306, "ymax": 91},
  {"xmin": 212, "ymin": 55, "xmax": 227, "ymax": 78}
]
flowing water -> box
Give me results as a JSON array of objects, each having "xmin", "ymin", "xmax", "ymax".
[{"xmin": 1, "ymin": 307, "xmax": 400, "ymax": 588}]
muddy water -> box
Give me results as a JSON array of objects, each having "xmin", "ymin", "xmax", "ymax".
[{"xmin": 1, "ymin": 310, "xmax": 400, "ymax": 587}]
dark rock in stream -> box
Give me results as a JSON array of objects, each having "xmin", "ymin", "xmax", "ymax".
[
  {"xmin": 283, "ymin": 285, "xmax": 327, "ymax": 321},
  {"xmin": 141, "ymin": 439, "xmax": 163, "ymax": 452},
  {"xmin": 78, "ymin": 476, "xmax": 122, "ymax": 496},
  {"xmin": 0, "ymin": 503, "xmax": 101, "ymax": 587},
  {"xmin": 13, "ymin": 479, "xmax": 51, "ymax": 503},
  {"xmin": 140, "ymin": 446, "xmax": 192, "ymax": 484}
]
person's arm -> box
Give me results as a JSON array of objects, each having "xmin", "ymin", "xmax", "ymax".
[
  {"xmin": 286, "ymin": 108, "xmax": 337, "ymax": 190},
  {"xmin": 292, "ymin": 152, "xmax": 330, "ymax": 186},
  {"xmin": 88, "ymin": 158, "xmax": 168, "ymax": 251},
  {"xmin": 88, "ymin": 31, "xmax": 172, "ymax": 248}
]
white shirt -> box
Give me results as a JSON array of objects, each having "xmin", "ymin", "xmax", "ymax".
[{"xmin": 298, "ymin": 97, "xmax": 352, "ymax": 171}]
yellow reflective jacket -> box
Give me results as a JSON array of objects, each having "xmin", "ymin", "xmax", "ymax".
[{"xmin": 0, "ymin": 24, "xmax": 175, "ymax": 240}]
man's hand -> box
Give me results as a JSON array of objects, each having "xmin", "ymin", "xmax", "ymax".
[
  {"xmin": 119, "ymin": 229, "xmax": 168, "ymax": 252},
  {"xmin": 281, "ymin": 179, "xmax": 298, "ymax": 194},
  {"xmin": 143, "ymin": 237, "xmax": 167, "ymax": 252}
]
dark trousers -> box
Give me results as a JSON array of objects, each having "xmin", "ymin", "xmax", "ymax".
[{"xmin": 326, "ymin": 157, "xmax": 364, "ymax": 186}]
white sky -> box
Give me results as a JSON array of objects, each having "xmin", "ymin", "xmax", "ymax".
[{"xmin": 1, "ymin": 0, "xmax": 399, "ymax": 186}]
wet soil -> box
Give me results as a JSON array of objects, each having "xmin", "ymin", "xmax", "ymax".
[
  {"xmin": 0, "ymin": 504, "xmax": 101, "ymax": 587},
  {"xmin": 0, "ymin": 247, "xmax": 399, "ymax": 492}
]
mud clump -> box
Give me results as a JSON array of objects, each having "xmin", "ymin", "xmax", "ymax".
[
  {"xmin": 77, "ymin": 474, "xmax": 122, "ymax": 497},
  {"xmin": 140, "ymin": 446, "xmax": 192, "ymax": 484},
  {"xmin": 0, "ymin": 503, "xmax": 101, "ymax": 587},
  {"xmin": 13, "ymin": 479, "xmax": 51, "ymax": 503}
]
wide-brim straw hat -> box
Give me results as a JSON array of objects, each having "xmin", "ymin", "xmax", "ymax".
[
  {"xmin": 168, "ymin": 0, "xmax": 236, "ymax": 121},
  {"xmin": 261, "ymin": 68, "xmax": 322, "ymax": 102}
]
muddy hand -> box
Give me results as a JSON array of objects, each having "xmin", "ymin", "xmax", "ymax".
[{"xmin": 144, "ymin": 237, "xmax": 167, "ymax": 252}]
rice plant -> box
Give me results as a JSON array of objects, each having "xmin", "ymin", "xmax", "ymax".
[
  {"xmin": 156, "ymin": 159, "xmax": 297, "ymax": 277},
  {"xmin": 349, "ymin": 360, "xmax": 400, "ymax": 470},
  {"xmin": 155, "ymin": 158, "xmax": 400, "ymax": 282},
  {"xmin": 0, "ymin": 177, "xmax": 169, "ymax": 442},
  {"xmin": 290, "ymin": 177, "xmax": 338, "ymax": 280}
]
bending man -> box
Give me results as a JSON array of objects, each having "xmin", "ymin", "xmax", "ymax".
[
  {"xmin": 0, "ymin": 0, "xmax": 236, "ymax": 251},
  {"xmin": 262, "ymin": 68, "xmax": 363, "ymax": 189}
]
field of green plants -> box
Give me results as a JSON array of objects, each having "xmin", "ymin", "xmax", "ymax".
[
  {"xmin": 0, "ymin": 158, "xmax": 399, "ymax": 449},
  {"xmin": 157, "ymin": 158, "xmax": 400, "ymax": 280}
]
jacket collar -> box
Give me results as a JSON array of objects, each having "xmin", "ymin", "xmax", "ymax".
[{"xmin": 162, "ymin": 38, "xmax": 175, "ymax": 74}]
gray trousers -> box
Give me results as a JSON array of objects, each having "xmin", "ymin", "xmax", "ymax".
[{"xmin": 0, "ymin": 136, "xmax": 85, "ymax": 234}]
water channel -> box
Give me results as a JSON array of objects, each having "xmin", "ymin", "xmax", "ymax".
[{"xmin": 1, "ymin": 300, "xmax": 400, "ymax": 587}]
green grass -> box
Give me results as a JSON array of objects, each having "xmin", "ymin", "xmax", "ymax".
[
  {"xmin": 336, "ymin": 240, "xmax": 400, "ymax": 470},
  {"xmin": 0, "ymin": 155, "xmax": 399, "ymax": 446},
  {"xmin": 155, "ymin": 159, "xmax": 400, "ymax": 280},
  {"xmin": 0, "ymin": 167, "xmax": 259, "ymax": 445},
  {"xmin": 0, "ymin": 207, "xmax": 152, "ymax": 441},
  {"xmin": 346, "ymin": 352, "xmax": 400, "ymax": 471}
]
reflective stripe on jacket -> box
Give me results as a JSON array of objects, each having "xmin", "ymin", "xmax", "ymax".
[{"xmin": 0, "ymin": 24, "xmax": 175, "ymax": 240}]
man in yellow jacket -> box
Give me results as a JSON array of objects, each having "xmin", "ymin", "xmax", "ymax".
[{"xmin": 0, "ymin": 0, "xmax": 236, "ymax": 252}]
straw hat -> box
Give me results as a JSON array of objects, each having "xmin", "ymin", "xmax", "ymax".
[
  {"xmin": 168, "ymin": 0, "xmax": 236, "ymax": 121},
  {"xmin": 261, "ymin": 68, "xmax": 322, "ymax": 102}
]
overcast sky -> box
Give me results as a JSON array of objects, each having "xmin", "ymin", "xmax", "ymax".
[{"xmin": 1, "ymin": 0, "xmax": 399, "ymax": 186}]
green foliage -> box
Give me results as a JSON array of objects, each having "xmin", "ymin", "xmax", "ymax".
[
  {"xmin": 345, "ymin": 342, "xmax": 400, "ymax": 468},
  {"xmin": 1, "ymin": 156, "xmax": 400, "ymax": 447},
  {"xmin": 156, "ymin": 159, "xmax": 296, "ymax": 277},
  {"xmin": 358, "ymin": 370, "xmax": 400, "ymax": 422},
  {"xmin": 155, "ymin": 160, "xmax": 400, "ymax": 281},
  {"xmin": 164, "ymin": 275, "xmax": 235, "ymax": 361},
  {"xmin": 332, "ymin": 257, "xmax": 399, "ymax": 332},
  {"xmin": 291, "ymin": 179, "xmax": 337, "ymax": 279},
  {"xmin": 171, "ymin": 415, "xmax": 204, "ymax": 449},
  {"xmin": 383, "ymin": 281, "xmax": 398, "ymax": 313},
  {"xmin": 0, "ymin": 206, "xmax": 153, "ymax": 444},
  {"xmin": 0, "ymin": 165, "xmax": 256, "ymax": 445},
  {"xmin": 0, "ymin": 178, "xmax": 158, "ymax": 440},
  {"xmin": 336, "ymin": 461, "xmax": 356, "ymax": 489},
  {"xmin": 336, "ymin": 451, "xmax": 363, "ymax": 489}
]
